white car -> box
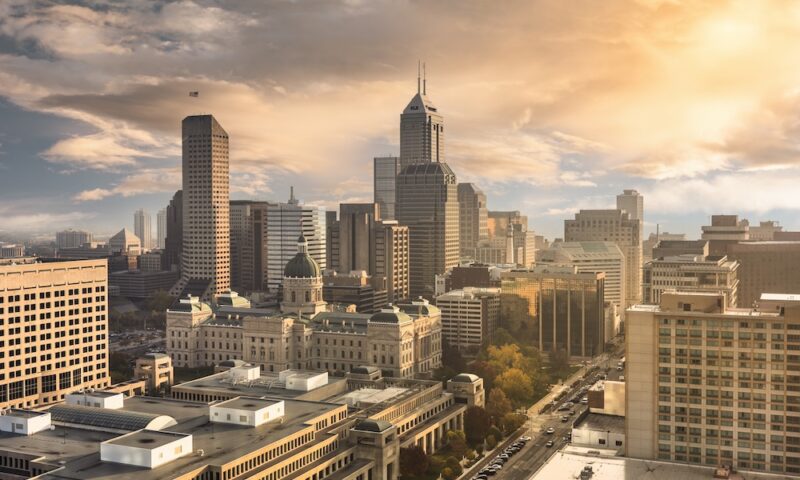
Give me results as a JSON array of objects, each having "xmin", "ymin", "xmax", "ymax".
[{"xmin": 546, "ymin": 427, "xmax": 555, "ymax": 434}]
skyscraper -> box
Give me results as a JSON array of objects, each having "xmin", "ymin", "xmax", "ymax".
[
  {"xmin": 338, "ymin": 203, "xmax": 380, "ymax": 273},
  {"xmin": 565, "ymin": 209, "xmax": 642, "ymax": 308},
  {"xmin": 374, "ymin": 156, "xmax": 401, "ymax": 220},
  {"xmin": 170, "ymin": 115, "xmax": 230, "ymax": 300},
  {"xmin": 265, "ymin": 188, "xmax": 326, "ymax": 293},
  {"xmin": 56, "ymin": 229, "xmax": 92, "ymax": 249},
  {"xmin": 230, "ymin": 200, "xmax": 270, "ymax": 293},
  {"xmin": 133, "ymin": 208, "xmax": 152, "ymax": 251},
  {"xmin": 616, "ymin": 189, "xmax": 643, "ymax": 222},
  {"xmin": 156, "ymin": 208, "xmax": 167, "ymax": 249},
  {"xmin": 373, "ymin": 220, "xmax": 410, "ymax": 303},
  {"xmin": 163, "ymin": 190, "xmax": 183, "ymax": 272},
  {"xmin": 396, "ymin": 162, "xmax": 459, "ymax": 299},
  {"xmin": 399, "ymin": 66, "xmax": 443, "ymax": 169},
  {"xmin": 457, "ymin": 183, "xmax": 488, "ymax": 258}
]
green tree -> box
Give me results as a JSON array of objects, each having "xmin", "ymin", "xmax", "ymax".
[
  {"xmin": 441, "ymin": 338, "xmax": 467, "ymax": 372},
  {"xmin": 445, "ymin": 456, "xmax": 462, "ymax": 477},
  {"xmin": 399, "ymin": 446, "xmax": 429, "ymax": 477},
  {"xmin": 145, "ymin": 290, "xmax": 174, "ymax": 312},
  {"xmin": 486, "ymin": 388, "xmax": 513, "ymax": 420},
  {"xmin": 464, "ymin": 406, "xmax": 491, "ymax": 446},
  {"xmin": 500, "ymin": 413, "xmax": 526, "ymax": 434},
  {"xmin": 441, "ymin": 467, "xmax": 455, "ymax": 480},
  {"xmin": 488, "ymin": 425, "xmax": 503, "ymax": 443},
  {"xmin": 494, "ymin": 368, "xmax": 534, "ymax": 406},
  {"xmin": 447, "ymin": 430, "xmax": 468, "ymax": 458},
  {"xmin": 485, "ymin": 434, "xmax": 497, "ymax": 449}
]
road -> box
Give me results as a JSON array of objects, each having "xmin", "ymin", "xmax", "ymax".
[{"xmin": 464, "ymin": 344, "xmax": 626, "ymax": 480}]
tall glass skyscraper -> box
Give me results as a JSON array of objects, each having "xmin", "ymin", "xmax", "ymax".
[{"xmin": 373, "ymin": 156, "xmax": 400, "ymax": 220}]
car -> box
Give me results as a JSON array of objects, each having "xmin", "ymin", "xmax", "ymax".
[
  {"xmin": 546, "ymin": 427, "xmax": 555, "ymax": 434},
  {"xmin": 561, "ymin": 415, "xmax": 569, "ymax": 422},
  {"xmin": 499, "ymin": 454, "xmax": 509, "ymax": 459},
  {"xmin": 545, "ymin": 440, "xmax": 554, "ymax": 447},
  {"xmin": 569, "ymin": 409, "xmax": 576, "ymax": 416},
  {"xmin": 557, "ymin": 404, "xmax": 570, "ymax": 411},
  {"xmin": 521, "ymin": 435, "xmax": 532, "ymax": 441},
  {"xmin": 566, "ymin": 401, "xmax": 575, "ymax": 408},
  {"xmin": 581, "ymin": 397, "xmax": 588, "ymax": 404}
]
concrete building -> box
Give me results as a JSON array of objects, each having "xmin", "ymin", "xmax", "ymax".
[
  {"xmin": 565, "ymin": 209, "xmax": 642, "ymax": 309},
  {"xmin": 457, "ymin": 183, "xmax": 488, "ymax": 258},
  {"xmin": 399, "ymin": 68, "xmax": 443, "ymax": 169},
  {"xmin": 167, "ymin": 236, "xmax": 440, "ymax": 377},
  {"xmin": 435, "ymin": 287, "xmax": 500, "ymax": 352},
  {"xmin": 538, "ymin": 241, "xmax": 625, "ymax": 315},
  {"xmin": 322, "ymin": 270, "xmax": 389, "ymax": 314},
  {"xmin": 138, "ymin": 252, "xmax": 163, "ymax": 272},
  {"xmin": 170, "ymin": 115, "xmax": 231, "ymax": 301},
  {"xmin": 642, "ymin": 254, "xmax": 739, "ymax": 306},
  {"xmin": 134, "ymin": 353, "xmax": 173, "ymax": 395},
  {"xmin": 0, "ymin": 257, "xmax": 110, "ymax": 409},
  {"xmin": 230, "ymin": 200, "xmax": 270, "ymax": 293},
  {"xmin": 110, "ymin": 270, "xmax": 180, "ymax": 298},
  {"xmin": 748, "ymin": 220, "xmax": 783, "ymax": 241},
  {"xmin": 265, "ymin": 188, "xmax": 326, "ymax": 293},
  {"xmin": 396, "ymin": 162, "xmax": 459, "ymax": 299},
  {"xmin": 163, "ymin": 190, "xmax": 182, "ymax": 271},
  {"xmin": 108, "ymin": 228, "xmax": 141, "ymax": 256},
  {"xmin": 727, "ymin": 241, "xmax": 800, "ymax": 307},
  {"xmin": 571, "ymin": 412, "xmax": 625, "ymax": 451},
  {"xmin": 373, "ymin": 220, "xmax": 410, "ymax": 304},
  {"xmin": 0, "ymin": 243, "xmax": 25, "ymax": 258},
  {"xmin": 133, "ymin": 208, "xmax": 152, "ymax": 251},
  {"xmin": 434, "ymin": 263, "xmax": 508, "ymax": 296},
  {"xmin": 156, "ymin": 208, "xmax": 166, "ymax": 249},
  {"xmin": 56, "ymin": 229, "xmax": 92, "ymax": 249},
  {"xmin": 701, "ymin": 215, "xmax": 749, "ymax": 256},
  {"xmin": 337, "ymin": 203, "xmax": 381, "ymax": 274},
  {"xmin": 501, "ymin": 265, "xmax": 607, "ymax": 358},
  {"xmin": 626, "ymin": 291, "xmax": 800, "ymax": 474},
  {"xmin": 374, "ymin": 156, "xmax": 401, "ymax": 220},
  {"xmin": 616, "ymin": 189, "xmax": 643, "ymax": 222},
  {"xmin": 652, "ymin": 239, "xmax": 708, "ymax": 259},
  {"xmin": 643, "ymin": 232, "xmax": 686, "ymax": 262}
]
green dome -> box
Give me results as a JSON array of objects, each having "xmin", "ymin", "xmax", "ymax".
[{"xmin": 284, "ymin": 253, "xmax": 321, "ymax": 278}]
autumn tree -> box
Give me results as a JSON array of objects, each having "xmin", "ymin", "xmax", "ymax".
[
  {"xmin": 494, "ymin": 368, "xmax": 534, "ymax": 406},
  {"xmin": 399, "ymin": 446, "xmax": 428, "ymax": 477},
  {"xmin": 486, "ymin": 388, "xmax": 513, "ymax": 420}
]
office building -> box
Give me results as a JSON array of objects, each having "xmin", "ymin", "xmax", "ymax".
[
  {"xmin": 170, "ymin": 115, "xmax": 230, "ymax": 301},
  {"xmin": 616, "ymin": 189, "xmax": 643, "ymax": 222},
  {"xmin": 163, "ymin": 190, "xmax": 183, "ymax": 271},
  {"xmin": 322, "ymin": 270, "xmax": 389, "ymax": 314},
  {"xmin": 435, "ymin": 287, "xmax": 500, "ymax": 352},
  {"xmin": 642, "ymin": 254, "xmax": 739, "ymax": 306},
  {"xmin": 728, "ymin": 241, "xmax": 800, "ymax": 307},
  {"xmin": 538, "ymin": 241, "xmax": 625, "ymax": 314},
  {"xmin": 652, "ymin": 239, "xmax": 708, "ymax": 259},
  {"xmin": 0, "ymin": 243, "xmax": 24, "ymax": 258},
  {"xmin": 326, "ymin": 210, "xmax": 339, "ymax": 271},
  {"xmin": 565, "ymin": 209, "xmax": 642, "ymax": 308},
  {"xmin": 748, "ymin": 220, "xmax": 783, "ymax": 241},
  {"xmin": 265, "ymin": 188, "xmax": 326, "ymax": 292},
  {"xmin": 501, "ymin": 265, "xmax": 607, "ymax": 358},
  {"xmin": 108, "ymin": 228, "xmax": 141, "ymax": 256},
  {"xmin": 0, "ymin": 257, "xmax": 109, "ymax": 409},
  {"xmin": 643, "ymin": 232, "xmax": 686, "ymax": 262},
  {"xmin": 485, "ymin": 211, "xmax": 536, "ymax": 267},
  {"xmin": 133, "ymin": 353, "xmax": 173, "ymax": 395},
  {"xmin": 109, "ymin": 270, "xmax": 180, "ymax": 299},
  {"xmin": 138, "ymin": 252, "xmax": 163, "ymax": 272},
  {"xmin": 373, "ymin": 220, "xmax": 410, "ymax": 304},
  {"xmin": 399, "ymin": 68, "xmax": 443, "ymax": 168},
  {"xmin": 626, "ymin": 291, "xmax": 800, "ymax": 474},
  {"xmin": 230, "ymin": 200, "xmax": 270, "ymax": 293},
  {"xmin": 434, "ymin": 263, "xmax": 510, "ymax": 296},
  {"xmin": 133, "ymin": 208, "xmax": 152, "ymax": 251},
  {"xmin": 457, "ymin": 183, "xmax": 488, "ymax": 258},
  {"xmin": 0, "ymin": 366, "xmax": 483, "ymax": 479},
  {"xmin": 338, "ymin": 203, "xmax": 381, "ymax": 273},
  {"xmin": 374, "ymin": 156, "xmax": 401, "ymax": 220},
  {"xmin": 701, "ymin": 215, "xmax": 749, "ymax": 256},
  {"xmin": 396, "ymin": 163, "xmax": 459, "ymax": 299},
  {"xmin": 56, "ymin": 229, "xmax": 92, "ymax": 249},
  {"xmin": 156, "ymin": 208, "xmax": 167, "ymax": 249}
]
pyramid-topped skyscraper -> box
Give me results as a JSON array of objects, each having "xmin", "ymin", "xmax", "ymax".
[{"xmin": 399, "ymin": 63, "xmax": 444, "ymax": 169}]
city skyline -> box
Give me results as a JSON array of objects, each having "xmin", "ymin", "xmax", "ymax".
[{"xmin": 3, "ymin": 1, "xmax": 800, "ymax": 240}]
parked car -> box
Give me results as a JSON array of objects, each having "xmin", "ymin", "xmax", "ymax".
[
  {"xmin": 561, "ymin": 415, "xmax": 569, "ymax": 422},
  {"xmin": 545, "ymin": 440, "xmax": 555, "ymax": 447},
  {"xmin": 546, "ymin": 427, "xmax": 555, "ymax": 434}
]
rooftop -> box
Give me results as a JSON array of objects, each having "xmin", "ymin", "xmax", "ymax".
[
  {"xmin": 574, "ymin": 413, "xmax": 625, "ymax": 433},
  {"xmin": 173, "ymin": 371, "xmax": 346, "ymax": 400},
  {"xmin": 105, "ymin": 429, "xmax": 189, "ymax": 450},
  {"xmin": 212, "ymin": 396, "xmax": 281, "ymax": 411}
]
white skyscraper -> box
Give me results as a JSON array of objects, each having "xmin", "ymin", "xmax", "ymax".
[
  {"xmin": 170, "ymin": 114, "xmax": 230, "ymax": 300},
  {"xmin": 133, "ymin": 208, "xmax": 152, "ymax": 251},
  {"xmin": 156, "ymin": 208, "xmax": 167, "ymax": 249},
  {"xmin": 265, "ymin": 187, "xmax": 326, "ymax": 292}
]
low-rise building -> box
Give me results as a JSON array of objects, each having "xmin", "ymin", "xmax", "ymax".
[
  {"xmin": 642, "ymin": 254, "xmax": 739, "ymax": 306},
  {"xmin": 322, "ymin": 270, "xmax": 389, "ymax": 313},
  {"xmin": 134, "ymin": 353, "xmax": 174, "ymax": 395},
  {"xmin": 109, "ymin": 270, "xmax": 180, "ymax": 298},
  {"xmin": 435, "ymin": 287, "xmax": 500, "ymax": 352}
]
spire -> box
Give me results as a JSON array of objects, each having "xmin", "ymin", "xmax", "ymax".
[
  {"xmin": 423, "ymin": 62, "xmax": 427, "ymax": 96},
  {"xmin": 288, "ymin": 186, "xmax": 298, "ymax": 205},
  {"xmin": 417, "ymin": 60, "xmax": 421, "ymax": 94}
]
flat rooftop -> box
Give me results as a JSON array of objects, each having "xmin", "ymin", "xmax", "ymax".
[
  {"xmin": 575, "ymin": 413, "xmax": 625, "ymax": 433},
  {"xmin": 8, "ymin": 408, "xmax": 48, "ymax": 418},
  {"xmin": 106, "ymin": 430, "xmax": 188, "ymax": 449},
  {"xmin": 214, "ymin": 396, "xmax": 281, "ymax": 411},
  {"xmin": 530, "ymin": 447, "xmax": 787, "ymax": 480},
  {"xmin": 173, "ymin": 371, "xmax": 347, "ymax": 400}
]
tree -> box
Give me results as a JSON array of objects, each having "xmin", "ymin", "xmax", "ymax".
[
  {"xmin": 464, "ymin": 406, "xmax": 491, "ymax": 446},
  {"xmin": 445, "ymin": 456, "xmax": 463, "ymax": 477},
  {"xmin": 486, "ymin": 434, "xmax": 497, "ymax": 449},
  {"xmin": 145, "ymin": 290, "xmax": 173, "ymax": 312},
  {"xmin": 500, "ymin": 413, "xmax": 526, "ymax": 434},
  {"xmin": 486, "ymin": 388, "xmax": 513, "ymax": 420},
  {"xmin": 446, "ymin": 430, "xmax": 468, "ymax": 458},
  {"xmin": 494, "ymin": 368, "xmax": 534, "ymax": 406},
  {"xmin": 399, "ymin": 446, "xmax": 428, "ymax": 477},
  {"xmin": 550, "ymin": 348, "xmax": 570, "ymax": 374},
  {"xmin": 441, "ymin": 338, "xmax": 467, "ymax": 372},
  {"xmin": 441, "ymin": 467, "xmax": 455, "ymax": 480}
]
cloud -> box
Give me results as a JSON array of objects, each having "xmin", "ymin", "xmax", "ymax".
[
  {"xmin": 73, "ymin": 188, "xmax": 114, "ymax": 202},
  {"xmin": 73, "ymin": 168, "xmax": 181, "ymax": 202}
]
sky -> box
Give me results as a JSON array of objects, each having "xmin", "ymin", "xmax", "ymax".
[{"xmin": 2, "ymin": 0, "xmax": 800, "ymax": 241}]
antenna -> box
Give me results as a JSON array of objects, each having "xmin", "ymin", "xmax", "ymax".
[
  {"xmin": 417, "ymin": 60, "xmax": 421, "ymax": 94},
  {"xmin": 423, "ymin": 62, "xmax": 427, "ymax": 95}
]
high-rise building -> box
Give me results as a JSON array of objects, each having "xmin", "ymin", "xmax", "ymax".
[
  {"xmin": 399, "ymin": 67, "xmax": 443, "ymax": 169},
  {"xmin": 338, "ymin": 203, "xmax": 380, "ymax": 273},
  {"xmin": 643, "ymin": 232, "xmax": 686, "ymax": 262},
  {"xmin": 163, "ymin": 190, "xmax": 183, "ymax": 272},
  {"xmin": 156, "ymin": 208, "xmax": 167, "ymax": 249},
  {"xmin": 565, "ymin": 209, "xmax": 642, "ymax": 308},
  {"xmin": 642, "ymin": 254, "xmax": 739, "ymax": 306},
  {"xmin": 396, "ymin": 163, "xmax": 459, "ymax": 299},
  {"xmin": 56, "ymin": 229, "xmax": 92, "ymax": 249},
  {"xmin": 457, "ymin": 183, "xmax": 488, "ymax": 258},
  {"xmin": 265, "ymin": 188, "xmax": 326, "ymax": 293},
  {"xmin": 727, "ymin": 241, "xmax": 800, "ymax": 307},
  {"xmin": 701, "ymin": 214, "xmax": 749, "ymax": 256},
  {"xmin": 616, "ymin": 189, "xmax": 643, "ymax": 222},
  {"xmin": 538, "ymin": 241, "xmax": 625, "ymax": 314},
  {"xmin": 436, "ymin": 287, "xmax": 500, "ymax": 352},
  {"xmin": 501, "ymin": 265, "xmax": 607, "ymax": 358},
  {"xmin": 133, "ymin": 208, "xmax": 152, "ymax": 251},
  {"xmin": 373, "ymin": 220, "xmax": 410, "ymax": 304},
  {"xmin": 374, "ymin": 156, "xmax": 401, "ymax": 220},
  {"xmin": 626, "ymin": 291, "xmax": 800, "ymax": 474},
  {"xmin": 0, "ymin": 257, "xmax": 109, "ymax": 409},
  {"xmin": 0, "ymin": 243, "xmax": 25, "ymax": 258},
  {"xmin": 170, "ymin": 115, "xmax": 230, "ymax": 301},
  {"xmin": 326, "ymin": 210, "xmax": 339, "ymax": 271},
  {"xmin": 230, "ymin": 200, "xmax": 270, "ymax": 293}
]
